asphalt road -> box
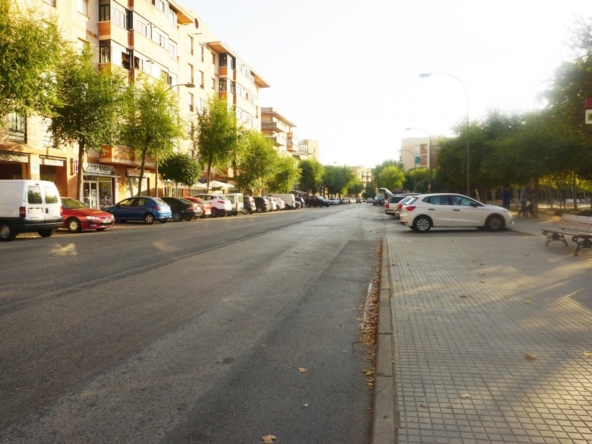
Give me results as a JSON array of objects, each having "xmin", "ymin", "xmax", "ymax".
[{"xmin": 0, "ymin": 203, "xmax": 386, "ymax": 443}]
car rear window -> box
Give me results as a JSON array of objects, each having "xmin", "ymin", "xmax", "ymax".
[{"xmin": 405, "ymin": 197, "xmax": 418, "ymax": 205}]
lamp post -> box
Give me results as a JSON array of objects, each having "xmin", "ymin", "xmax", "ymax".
[
  {"xmin": 405, "ymin": 127, "xmax": 432, "ymax": 191},
  {"xmin": 419, "ymin": 72, "xmax": 470, "ymax": 196},
  {"xmin": 399, "ymin": 149, "xmax": 418, "ymax": 192},
  {"xmin": 154, "ymin": 82, "xmax": 195, "ymax": 197}
]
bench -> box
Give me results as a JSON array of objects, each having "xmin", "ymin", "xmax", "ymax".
[{"xmin": 542, "ymin": 214, "xmax": 592, "ymax": 255}]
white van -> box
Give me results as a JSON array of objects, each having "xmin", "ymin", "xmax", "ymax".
[
  {"xmin": 223, "ymin": 193, "xmax": 245, "ymax": 215},
  {"xmin": 270, "ymin": 193, "xmax": 297, "ymax": 209},
  {"xmin": 0, "ymin": 180, "xmax": 63, "ymax": 241}
]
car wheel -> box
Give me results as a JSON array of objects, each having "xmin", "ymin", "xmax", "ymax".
[
  {"xmin": 256, "ymin": 207, "xmax": 262, "ymax": 213},
  {"xmin": 413, "ymin": 216, "xmax": 432, "ymax": 233},
  {"xmin": 185, "ymin": 217, "xmax": 193, "ymax": 221},
  {"xmin": 160, "ymin": 218, "xmax": 168, "ymax": 223},
  {"xmin": 211, "ymin": 208, "xmax": 219, "ymax": 218},
  {"xmin": 485, "ymin": 215, "xmax": 504, "ymax": 231},
  {"xmin": 38, "ymin": 229, "xmax": 55, "ymax": 238},
  {"xmin": 172, "ymin": 211, "xmax": 183, "ymax": 222},
  {"xmin": 0, "ymin": 222, "xmax": 16, "ymax": 241},
  {"xmin": 200, "ymin": 215, "xmax": 207, "ymax": 219},
  {"xmin": 144, "ymin": 213, "xmax": 155, "ymax": 225},
  {"xmin": 66, "ymin": 217, "xmax": 82, "ymax": 233}
]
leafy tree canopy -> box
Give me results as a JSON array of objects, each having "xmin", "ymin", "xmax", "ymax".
[
  {"xmin": 160, "ymin": 152, "xmax": 201, "ymax": 187},
  {"xmin": 236, "ymin": 130, "xmax": 279, "ymax": 195},
  {"xmin": 267, "ymin": 157, "xmax": 300, "ymax": 193},
  {"xmin": 298, "ymin": 159, "xmax": 325, "ymax": 194}
]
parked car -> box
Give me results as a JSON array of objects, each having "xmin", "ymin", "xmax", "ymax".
[
  {"xmin": 61, "ymin": 197, "xmax": 115, "ymax": 232},
  {"xmin": 399, "ymin": 193, "xmax": 513, "ymax": 232},
  {"xmin": 385, "ymin": 193, "xmax": 422, "ymax": 216},
  {"xmin": 270, "ymin": 197, "xmax": 286, "ymax": 210},
  {"xmin": 244, "ymin": 196, "xmax": 256, "ymax": 214},
  {"xmin": 103, "ymin": 197, "xmax": 172, "ymax": 224},
  {"xmin": 192, "ymin": 194, "xmax": 232, "ymax": 217},
  {"xmin": 184, "ymin": 197, "xmax": 210, "ymax": 218},
  {"xmin": 161, "ymin": 197, "xmax": 203, "ymax": 221},
  {"xmin": 394, "ymin": 196, "xmax": 416, "ymax": 219},
  {"xmin": 0, "ymin": 179, "xmax": 63, "ymax": 241},
  {"xmin": 223, "ymin": 193, "xmax": 245, "ymax": 215},
  {"xmin": 356, "ymin": 198, "xmax": 362, "ymax": 203},
  {"xmin": 270, "ymin": 193, "xmax": 297, "ymax": 209},
  {"xmin": 366, "ymin": 198, "xmax": 374, "ymax": 203},
  {"xmin": 305, "ymin": 196, "xmax": 330, "ymax": 207},
  {"xmin": 253, "ymin": 196, "xmax": 270, "ymax": 213},
  {"xmin": 295, "ymin": 197, "xmax": 306, "ymax": 208}
]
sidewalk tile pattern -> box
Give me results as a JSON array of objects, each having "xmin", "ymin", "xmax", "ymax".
[{"xmin": 387, "ymin": 232, "xmax": 592, "ymax": 444}]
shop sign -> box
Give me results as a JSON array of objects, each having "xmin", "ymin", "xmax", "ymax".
[
  {"xmin": 83, "ymin": 163, "xmax": 114, "ymax": 175},
  {"xmin": 41, "ymin": 158, "xmax": 64, "ymax": 167},
  {"xmin": 0, "ymin": 151, "xmax": 28, "ymax": 163}
]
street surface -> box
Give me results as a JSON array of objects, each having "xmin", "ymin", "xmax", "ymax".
[{"xmin": 0, "ymin": 204, "xmax": 382, "ymax": 443}]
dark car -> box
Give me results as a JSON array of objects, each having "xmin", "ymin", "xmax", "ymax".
[
  {"xmin": 244, "ymin": 196, "xmax": 256, "ymax": 214},
  {"xmin": 253, "ymin": 196, "xmax": 270, "ymax": 213},
  {"xmin": 295, "ymin": 197, "xmax": 306, "ymax": 208},
  {"xmin": 61, "ymin": 197, "xmax": 115, "ymax": 232},
  {"xmin": 305, "ymin": 195, "xmax": 330, "ymax": 207},
  {"xmin": 103, "ymin": 197, "xmax": 172, "ymax": 224},
  {"xmin": 161, "ymin": 197, "xmax": 203, "ymax": 221}
]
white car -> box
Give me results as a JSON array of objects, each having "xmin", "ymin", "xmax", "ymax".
[
  {"xmin": 399, "ymin": 193, "xmax": 513, "ymax": 232},
  {"xmin": 192, "ymin": 194, "xmax": 232, "ymax": 217}
]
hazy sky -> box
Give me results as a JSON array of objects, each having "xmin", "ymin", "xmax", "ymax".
[{"xmin": 186, "ymin": 0, "xmax": 592, "ymax": 168}]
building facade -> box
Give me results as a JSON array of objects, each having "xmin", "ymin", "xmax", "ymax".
[
  {"xmin": 0, "ymin": 0, "xmax": 268, "ymax": 206},
  {"xmin": 400, "ymin": 136, "xmax": 443, "ymax": 173}
]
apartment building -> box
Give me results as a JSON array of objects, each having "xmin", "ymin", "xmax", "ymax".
[
  {"xmin": 261, "ymin": 107, "xmax": 297, "ymax": 158},
  {"xmin": 0, "ymin": 0, "xmax": 268, "ymax": 207},
  {"xmin": 297, "ymin": 139, "xmax": 319, "ymax": 162},
  {"xmin": 350, "ymin": 166, "xmax": 373, "ymax": 188},
  {"xmin": 400, "ymin": 136, "xmax": 443, "ymax": 173}
]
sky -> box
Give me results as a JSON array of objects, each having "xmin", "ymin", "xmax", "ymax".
[{"xmin": 185, "ymin": 0, "xmax": 592, "ymax": 169}]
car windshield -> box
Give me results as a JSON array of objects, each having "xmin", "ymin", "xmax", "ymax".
[
  {"xmin": 153, "ymin": 198, "xmax": 168, "ymax": 206},
  {"xmin": 62, "ymin": 198, "xmax": 87, "ymax": 209}
]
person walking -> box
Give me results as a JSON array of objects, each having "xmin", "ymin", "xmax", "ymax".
[
  {"xmin": 518, "ymin": 185, "xmax": 529, "ymax": 219},
  {"xmin": 502, "ymin": 187, "xmax": 511, "ymax": 210}
]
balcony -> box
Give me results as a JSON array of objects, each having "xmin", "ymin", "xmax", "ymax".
[
  {"xmin": 261, "ymin": 121, "xmax": 280, "ymax": 132},
  {"xmin": 100, "ymin": 146, "xmax": 155, "ymax": 168}
]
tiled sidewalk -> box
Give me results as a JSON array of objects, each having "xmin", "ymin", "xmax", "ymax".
[{"xmin": 386, "ymin": 231, "xmax": 592, "ymax": 444}]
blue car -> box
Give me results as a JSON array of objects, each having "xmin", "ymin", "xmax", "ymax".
[{"xmin": 103, "ymin": 197, "xmax": 172, "ymax": 224}]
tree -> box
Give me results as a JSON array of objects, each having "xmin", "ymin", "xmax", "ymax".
[
  {"xmin": 194, "ymin": 95, "xmax": 241, "ymax": 192},
  {"xmin": 377, "ymin": 165, "xmax": 405, "ymax": 192},
  {"xmin": 347, "ymin": 179, "xmax": 364, "ymax": 196},
  {"xmin": 298, "ymin": 159, "xmax": 325, "ymax": 194},
  {"xmin": 159, "ymin": 152, "xmax": 201, "ymax": 194},
  {"xmin": 235, "ymin": 130, "xmax": 279, "ymax": 195},
  {"xmin": 322, "ymin": 165, "xmax": 355, "ymax": 196},
  {"xmin": 120, "ymin": 77, "xmax": 186, "ymax": 197},
  {"xmin": 51, "ymin": 47, "xmax": 127, "ymax": 200},
  {"xmin": 0, "ymin": 0, "xmax": 64, "ymax": 121},
  {"xmin": 268, "ymin": 157, "xmax": 301, "ymax": 193}
]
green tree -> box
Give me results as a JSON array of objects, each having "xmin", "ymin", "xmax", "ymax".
[
  {"xmin": 403, "ymin": 168, "xmax": 430, "ymax": 193},
  {"xmin": 0, "ymin": 0, "xmax": 63, "ymax": 120},
  {"xmin": 120, "ymin": 77, "xmax": 186, "ymax": 196},
  {"xmin": 322, "ymin": 165, "xmax": 355, "ymax": 196},
  {"xmin": 51, "ymin": 47, "xmax": 127, "ymax": 200},
  {"xmin": 298, "ymin": 159, "xmax": 325, "ymax": 194},
  {"xmin": 268, "ymin": 157, "xmax": 301, "ymax": 193},
  {"xmin": 159, "ymin": 152, "xmax": 201, "ymax": 194},
  {"xmin": 347, "ymin": 179, "xmax": 364, "ymax": 196},
  {"xmin": 377, "ymin": 165, "xmax": 405, "ymax": 192},
  {"xmin": 194, "ymin": 95, "xmax": 241, "ymax": 192},
  {"xmin": 235, "ymin": 130, "xmax": 279, "ymax": 195}
]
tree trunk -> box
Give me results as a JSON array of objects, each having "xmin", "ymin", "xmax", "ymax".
[
  {"xmin": 206, "ymin": 162, "xmax": 212, "ymax": 193},
  {"xmin": 137, "ymin": 152, "xmax": 147, "ymax": 196},
  {"xmin": 573, "ymin": 175, "xmax": 578, "ymax": 211},
  {"xmin": 77, "ymin": 141, "xmax": 85, "ymax": 202}
]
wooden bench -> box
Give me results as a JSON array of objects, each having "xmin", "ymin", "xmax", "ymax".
[{"xmin": 542, "ymin": 214, "xmax": 592, "ymax": 255}]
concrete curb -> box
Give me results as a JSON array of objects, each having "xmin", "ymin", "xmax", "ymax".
[{"xmin": 370, "ymin": 238, "xmax": 396, "ymax": 444}]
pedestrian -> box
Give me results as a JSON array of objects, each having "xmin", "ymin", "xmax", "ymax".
[
  {"xmin": 518, "ymin": 185, "xmax": 529, "ymax": 219},
  {"xmin": 527, "ymin": 190, "xmax": 535, "ymax": 217},
  {"xmin": 502, "ymin": 187, "xmax": 511, "ymax": 210}
]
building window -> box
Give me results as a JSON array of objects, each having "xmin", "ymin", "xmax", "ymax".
[
  {"xmin": 99, "ymin": 0, "xmax": 110, "ymax": 21},
  {"xmin": 42, "ymin": 0, "xmax": 56, "ymax": 6},
  {"xmin": 188, "ymin": 93, "xmax": 194, "ymax": 112},
  {"xmin": 199, "ymin": 71, "xmax": 204, "ymax": 88},
  {"xmin": 134, "ymin": 16, "xmax": 150, "ymax": 37},
  {"xmin": 155, "ymin": 0, "xmax": 165, "ymax": 13},
  {"xmin": 219, "ymin": 79, "xmax": 227, "ymax": 92},
  {"xmin": 168, "ymin": 8, "xmax": 177, "ymax": 26},
  {"xmin": 187, "ymin": 36, "xmax": 193, "ymax": 55},
  {"xmin": 169, "ymin": 41, "xmax": 177, "ymax": 60},
  {"xmin": 219, "ymin": 54, "xmax": 227, "ymax": 67},
  {"xmin": 8, "ymin": 113, "xmax": 26, "ymax": 143},
  {"xmin": 199, "ymin": 97, "xmax": 205, "ymax": 112},
  {"xmin": 99, "ymin": 42, "xmax": 110, "ymax": 63},
  {"xmin": 211, "ymin": 78, "xmax": 215, "ymax": 90},
  {"xmin": 187, "ymin": 64, "xmax": 193, "ymax": 84},
  {"xmin": 198, "ymin": 45, "xmax": 204, "ymax": 62},
  {"xmin": 113, "ymin": 3, "xmax": 127, "ymax": 29},
  {"xmin": 43, "ymin": 119, "xmax": 55, "ymax": 147},
  {"xmin": 78, "ymin": 0, "xmax": 88, "ymax": 16},
  {"xmin": 211, "ymin": 52, "xmax": 216, "ymax": 65}
]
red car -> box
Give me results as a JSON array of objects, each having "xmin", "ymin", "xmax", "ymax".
[
  {"xmin": 184, "ymin": 197, "xmax": 211, "ymax": 218},
  {"xmin": 61, "ymin": 197, "xmax": 115, "ymax": 232}
]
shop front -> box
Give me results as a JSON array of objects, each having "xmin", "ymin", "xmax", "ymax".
[
  {"xmin": 0, "ymin": 151, "xmax": 28, "ymax": 179},
  {"xmin": 82, "ymin": 163, "xmax": 120, "ymax": 209}
]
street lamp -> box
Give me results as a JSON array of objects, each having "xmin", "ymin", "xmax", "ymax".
[
  {"xmin": 155, "ymin": 83, "xmax": 195, "ymax": 197},
  {"xmin": 419, "ymin": 72, "xmax": 470, "ymax": 196},
  {"xmin": 405, "ymin": 127, "xmax": 432, "ymax": 191},
  {"xmin": 399, "ymin": 149, "xmax": 418, "ymax": 192}
]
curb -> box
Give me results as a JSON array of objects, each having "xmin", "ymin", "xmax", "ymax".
[{"xmin": 370, "ymin": 238, "xmax": 396, "ymax": 444}]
